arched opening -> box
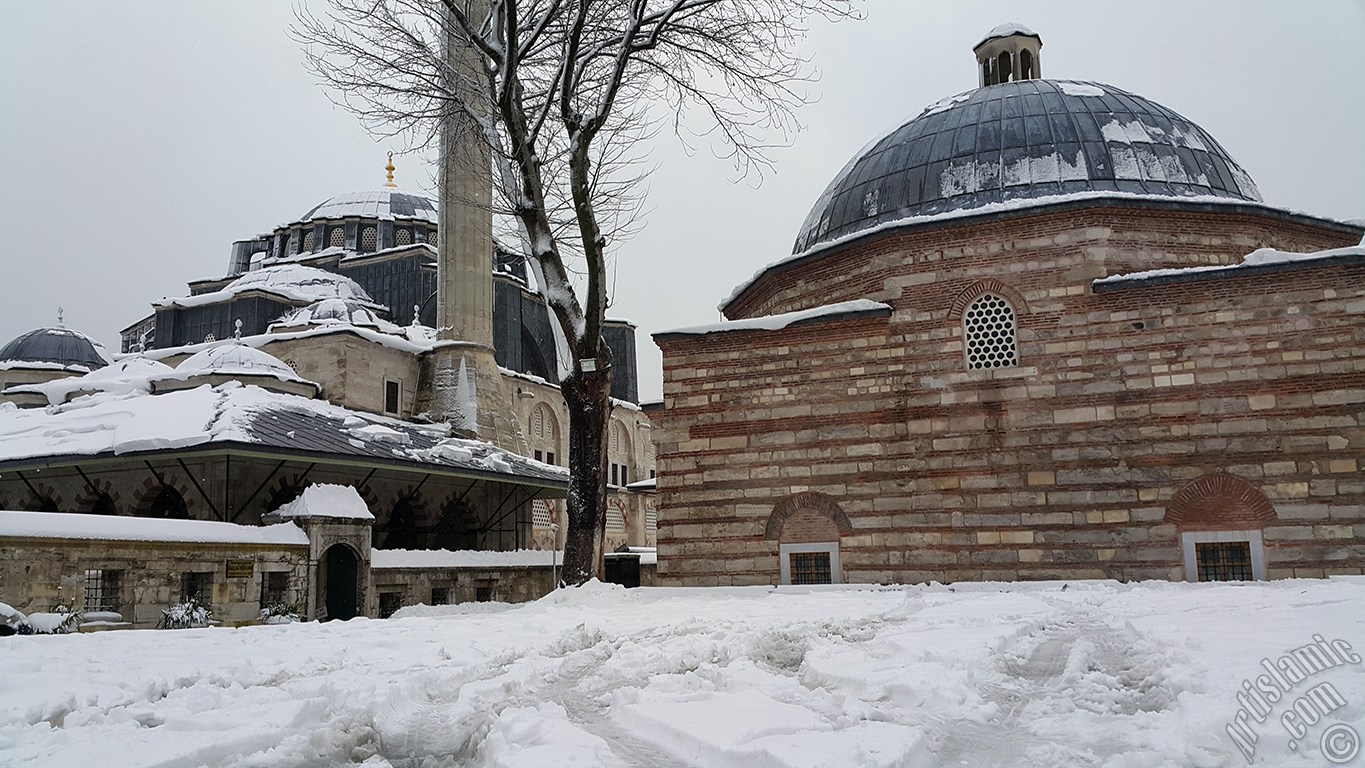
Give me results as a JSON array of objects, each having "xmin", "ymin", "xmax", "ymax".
[
  {"xmin": 982, "ymin": 60, "xmax": 992, "ymax": 85},
  {"xmin": 997, "ymin": 51, "xmax": 1013, "ymax": 83},
  {"xmin": 1020, "ymin": 49, "xmax": 1033, "ymax": 79},
  {"xmin": 609, "ymin": 420, "xmax": 632, "ymax": 487},
  {"xmin": 33, "ymin": 496, "xmax": 59, "ymax": 513},
  {"xmin": 433, "ymin": 498, "xmax": 479, "ymax": 551},
  {"xmin": 322, "ymin": 544, "xmax": 360, "ymax": 621},
  {"xmin": 763, "ymin": 492, "xmax": 852, "ymax": 586},
  {"xmin": 529, "ymin": 403, "xmax": 560, "ymax": 466},
  {"xmin": 1165, "ymin": 473, "xmax": 1276, "ymax": 582},
  {"xmin": 963, "ymin": 293, "xmax": 1019, "ymax": 370},
  {"xmin": 147, "ymin": 486, "xmax": 188, "ymax": 519},
  {"xmin": 90, "ymin": 493, "xmax": 116, "ymax": 516},
  {"xmin": 382, "ymin": 495, "xmax": 424, "ymax": 549}
]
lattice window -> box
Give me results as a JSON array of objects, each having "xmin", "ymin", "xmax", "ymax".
[
  {"xmin": 181, "ymin": 571, "xmax": 213, "ymax": 607},
  {"xmin": 963, "ymin": 293, "xmax": 1018, "ymax": 369},
  {"xmin": 532, "ymin": 500, "xmax": 553, "ymax": 528},
  {"xmin": 1195, "ymin": 541, "xmax": 1252, "ymax": 581},
  {"xmin": 84, "ymin": 569, "xmax": 121, "ymax": 612},
  {"xmin": 360, "ymin": 226, "xmax": 377, "ymax": 252},
  {"xmin": 645, "ymin": 504, "xmax": 657, "ymax": 534},
  {"xmin": 426, "ymin": 230, "xmax": 437, "ymax": 245},
  {"xmin": 329, "ymin": 228, "xmax": 346, "ymax": 248},
  {"xmin": 395, "ymin": 229, "xmax": 412, "ymax": 246},
  {"xmin": 302, "ymin": 230, "xmax": 316, "ymax": 251},
  {"xmin": 606, "ymin": 503, "xmax": 626, "ymax": 532},
  {"xmin": 790, "ymin": 552, "xmax": 832, "ymax": 585}
]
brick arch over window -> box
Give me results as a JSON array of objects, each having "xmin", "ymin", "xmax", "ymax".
[
  {"xmin": 946, "ymin": 278, "xmax": 1030, "ymax": 321},
  {"xmin": 762, "ymin": 492, "xmax": 853, "ymax": 541},
  {"xmin": 1164, "ymin": 473, "xmax": 1277, "ymax": 530},
  {"xmin": 132, "ymin": 477, "xmax": 194, "ymax": 519},
  {"xmin": 22, "ymin": 482, "xmax": 64, "ymax": 512},
  {"xmin": 75, "ymin": 479, "xmax": 121, "ymax": 516}
]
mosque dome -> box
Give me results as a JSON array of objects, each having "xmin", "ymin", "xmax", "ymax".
[
  {"xmin": 793, "ymin": 78, "xmax": 1263, "ymax": 254},
  {"xmin": 272, "ymin": 298, "xmax": 398, "ymax": 333},
  {"xmin": 177, "ymin": 344, "xmax": 303, "ymax": 381},
  {"xmin": 297, "ymin": 188, "xmax": 438, "ymax": 226},
  {"xmin": 221, "ymin": 265, "xmax": 377, "ymax": 305},
  {"xmin": 0, "ymin": 327, "xmax": 113, "ymax": 372}
]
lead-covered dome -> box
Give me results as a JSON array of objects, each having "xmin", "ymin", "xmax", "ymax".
[
  {"xmin": 794, "ymin": 79, "xmax": 1262, "ymax": 254},
  {"xmin": 0, "ymin": 328, "xmax": 113, "ymax": 372},
  {"xmin": 298, "ymin": 188, "xmax": 438, "ymax": 225}
]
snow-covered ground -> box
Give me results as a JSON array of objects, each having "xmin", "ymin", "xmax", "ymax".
[{"xmin": 2, "ymin": 580, "xmax": 1362, "ymax": 767}]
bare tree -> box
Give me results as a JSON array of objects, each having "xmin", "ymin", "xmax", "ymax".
[{"xmin": 296, "ymin": 0, "xmax": 858, "ymax": 585}]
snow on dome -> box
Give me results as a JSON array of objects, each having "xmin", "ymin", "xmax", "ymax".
[
  {"xmin": 155, "ymin": 265, "xmax": 378, "ymax": 309},
  {"xmin": 9, "ymin": 355, "xmax": 173, "ymax": 405},
  {"xmin": 296, "ymin": 188, "xmax": 438, "ymax": 225},
  {"xmin": 0, "ymin": 327, "xmax": 113, "ymax": 372},
  {"xmin": 272, "ymin": 298, "xmax": 399, "ymax": 334},
  {"xmin": 792, "ymin": 79, "xmax": 1263, "ymax": 255},
  {"xmin": 977, "ymin": 22, "xmax": 1038, "ymax": 47},
  {"xmin": 270, "ymin": 483, "xmax": 374, "ymax": 521},
  {"xmin": 175, "ymin": 343, "xmax": 307, "ymax": 383}
]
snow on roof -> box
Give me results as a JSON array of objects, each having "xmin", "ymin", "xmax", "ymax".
[
  {"xmin": 271, "ymin": 483, "xmax": 374, "ymax": 520},
  {"xmin": 164, "ymin": 344, "xmax": 315, "ymax": 387},
  {"xmin": 720, "ymin": 192, "xmax": 1351, "ymax": 313},
  {"xmin": 153, "ymin": 265, "xmax": 379, "ymax": 310},
  {"xmin": 0, "ymin": 381, "xmax": 569, "ymax": 487},
  {"xmin": 976, "ymin": 22, "xmax": 1038, "ymax": 47},
  {"xmin": 4, "ymin": 355, "xmax": 173, "ymax": 405},
  {"xmin": 0, "ymin": 509, "xmax": 308, "ymax": 546},
  {"xmin": 624, "ymin": 477, "xmax": 656, "ymax": 491},
  {"xmin": 145, "ymin": 325, "xmax": 435, "ymax": 363},
  {"xmin": 371, "ymin": 548, "xmax": 563, "ymax": 570},
  {"xmin": 1093, "ymin": 245, "xmax": 1365, "ymax": 288},
  {"xmin": 660, "ymin": 300, "xmax": 891, "ymax": 338},
  {"xmin": 271, "ymin": 299, "xmax": 403, "ymax": 335}
]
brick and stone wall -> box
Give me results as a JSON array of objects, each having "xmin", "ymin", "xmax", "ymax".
[{"xmin": 654, "ymin": 204, "xmax": 1364, "ymax": 586}]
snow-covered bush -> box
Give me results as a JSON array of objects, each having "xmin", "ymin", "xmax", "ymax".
[
  {"xmin": 0, "ymin": 601, "xmax": 31, "ymax": 636},
  {"xmin": 260, "ymin": 602, "xmax": 301, "ymax": 625},
  {"xmin": 158, "ymin": 598, "xmax": 213, "ymax": 629}
]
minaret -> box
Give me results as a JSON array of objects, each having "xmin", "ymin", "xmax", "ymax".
[
  {"xmin": 422, "ymin": 2, "xmax": 525, "ymax": 452},
  {"xmin": 973, "ymin": 24, "xmax": 1042, "ymax": 86}
]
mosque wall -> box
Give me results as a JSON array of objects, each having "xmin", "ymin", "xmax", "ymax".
[{"xmin": 654, "ymin": 240, "xmax": 1365, "ymax": 586}]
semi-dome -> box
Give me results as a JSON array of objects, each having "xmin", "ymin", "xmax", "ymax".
[
  {"xmin": 793, "ymin": 79, "xmax": 1263, "ymax": 254},
  {"xmin": 297, "ymin": 188, "xmax": 438, "ymax": 226},
  {"xmin": 0, "ymin": 327, "xmax": 113, "ymax": 372}
]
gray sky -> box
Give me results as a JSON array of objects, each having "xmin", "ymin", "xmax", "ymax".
[{"xmin": 2, "ymin": 2, "xmax": 1362, "ymax": 402}]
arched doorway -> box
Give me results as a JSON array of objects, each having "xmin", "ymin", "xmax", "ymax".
[{"xmin": 322, "ymin": 544, "xmax": 359, "ymax": 621}]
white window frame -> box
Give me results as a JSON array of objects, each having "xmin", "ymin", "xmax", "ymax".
[
  {"xmin": 779, "ymin": 542, "xmax": 842, "ymax": 585},
  {"xmin": 1181, "ymin": 529, "xmax": 1266, "ymax": 582}
]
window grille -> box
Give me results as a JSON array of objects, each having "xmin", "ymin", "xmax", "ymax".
[
  {"xmin": 302, "ymin": 231, "xmax": 315, "ymax": 251},
  {"xmin": 395, "ymin": 229, "xmax": 412, "ymax": 246},
  {"xmin": 84, "ymin": 569, "xmax": 121, "ymax": 612},
  {"xmin": 329, "ymin": 228, "xmax": 345, "ymax": 248},
  {"xmin": 181, "ymin": 571, "xmax": 213, "ymax": 607},
  {"xmin": 1195, "ymin": 541, "xmax": 1252, "ymax": 581},
  {"xmin": 606, "ymin": 504, "xmax": 626, "ymax": 532},
  {"xmin": 425, "ymin": 230, "xmax": 437, "ymax": 245},
  {"xmin": 645, "ymin": 505, "xmax": 657, "ymax": 534},
  {"xmin": 360, "ymin": 226, "xmax": 377, "ymax": 252},
  {"xmin": 963, "ymin": 294, "xmax": 1018, "ymax": 369},
  {"xmin": 790, "ymin": 552, "xmax": 832, "ymax": 585},
  {"xmin": 260, "ymin": 572, "xmax": 289, "ymax": 607},
  {"xmin": 532, "ymin": 500, "xmax": 553, "ymax": 528},
  {"xmin": 379, "ymin": 592, "xmax": 402, "ymax": 618}
]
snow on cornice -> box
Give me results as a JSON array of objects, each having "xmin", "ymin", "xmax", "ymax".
[
  {"xmin": 660, "ymin": 299, "xmax": 891, "ymax": 338},
  {"xmin": 371, "ymin": 548, "xmax": 564, "ymax": 570},
  {"xmin": 1093, "ymin": 245, "xmax": 1365, "ymax": 289},
  {"xmin": 720, "ymin": 193, "xmax": 1360, "ymax": 314},
  {"xmin": 0, "ymin": 509, "xmax": 309, "ymax": 546},
  {"xmin": 154, "ymin": 265, "xmax": 382, "ymax": 310}
]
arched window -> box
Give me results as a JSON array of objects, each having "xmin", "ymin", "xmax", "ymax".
[
  {"xmin": 395, "ymin": 229, "xmax": 412, "ymax": 246},
  {"xmin": 997, "ymin": 51, "xmax": 1012, "ymax": 83},
  {"xmin": 90, "ymin": 493, "xmax": 116, "ymax": 516},
  {"xmin": 148, "ymin": 487, "xmax": 188, "ymax": 519},
  {"xmin": 425, "ymin": 230, "xmax": 437, "ymax": 245},
  {"xmin": 529, "ymin": 404, "xmax": 560, "ymax": 465},
  {"xmin": 382, "ymin": 496, "xmax": 424, "ymax": 549},
  {"xmin": 360, "ymin": 226, "xmax": 377, "ymax": 252},
  {"xmin": 329, "ymin": 227, "xmax": 345, "ymax": 248},
  {"xmin": 609, "ymin": 420, "xmax": 631, "ymax": 487},
  {"xmin": 963, "ymin": 294, "xmax": 1019, "ymax": 369},
  {"xmin": 1019, "ymin": 49, "xmax": 1034, "ymax": 80},
  {"xmin": 302, "ymin": 230, "xmax": 316, "ymax": 252},
  {"xmin": 606, "ymin": 498, "xmax": 627, "ymax": 533}
]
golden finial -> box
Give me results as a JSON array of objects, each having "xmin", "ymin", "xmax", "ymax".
[{"xmin": 384, "ymin": 151, "xmax": 397, "ymax": 188}]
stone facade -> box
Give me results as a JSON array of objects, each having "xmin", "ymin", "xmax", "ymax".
[{"xmin": 653, "ymin": 202, "xmax": 1365, "ymax": 587}]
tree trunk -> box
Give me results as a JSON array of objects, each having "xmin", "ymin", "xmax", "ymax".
[{"xmin": 559, "ymin": 366, "xmax": 614, "ymax": 585}]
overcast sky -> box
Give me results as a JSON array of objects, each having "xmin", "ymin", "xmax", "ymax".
[{"xmin": 2, "ymin": 2, "xmax": 1362, "ymax": 402}]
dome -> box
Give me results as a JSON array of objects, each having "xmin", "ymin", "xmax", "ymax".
[
  {"xmin": 793, "ymin": 79, "xmax": 1262, "ymax": 254},
  {"xmin": 272, "ymin": 298, "xmax": 398, "ymax": 333},
  {"xmin": 177, "ymin": 344, "xmax": 302, "ymax": 381},
  {"xmin": 0, "ymin": 327, "xmax": 113, "ymax": 372},
  {"xmin": 223, "ymin": 265, "xmax": 376, "ymax": 305},
  {"xmin": 297, "ymin": 188, "xmax": 438, "ymax": 225}
]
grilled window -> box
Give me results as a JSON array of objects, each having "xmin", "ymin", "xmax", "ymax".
[
  {"xmin": 360, "ymin": 226, "xmax": 377, "ymax": 252},
  {"xmin": 395, "ymin": 229, "xmax": 412, "ymax": 246},
  {"xmin": 379, "ymin": 592, "xmax": 402, "ymax": 618},
  {"xmin": 181, "ymin": 571, "xmax": 213, "ymax": 607},
  {"xmin": 84, "ymin": 569, "xmax": 121, "ymax": 612},
  {"xmin": 384, "ymin": 379, "xmax": 401, "ymax": 414},
  {"xmin": 790, "ymin": 552, "xmax": 833, "ymax": 585},
  {"xmin": 260, "ymin": 572, "xmax": 289, "ymax": 607},
  {"xmin": 964, "ymin": 294, "xmax": 1019, "ymax": 369},
  {"xmin": 329, "ymin": 228, "xmax": 346, "ymax": 248},
  {"xmin": 1195, "ymin": 541, "xmax": 1253, "ymax": 581}
]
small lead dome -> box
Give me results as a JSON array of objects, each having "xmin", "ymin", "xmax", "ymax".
[
  {"xmin": 793, "ymin": 78, "xmax": 1263, "ymax": 254},
  {"xmin": 0, "ymin": 327, "xmax": 113, "ymax": 372}
]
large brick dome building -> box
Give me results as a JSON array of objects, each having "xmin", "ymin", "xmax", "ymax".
[{"xmin": 652, "ymin": 26, "xmax": 1364, "ymax": 587}]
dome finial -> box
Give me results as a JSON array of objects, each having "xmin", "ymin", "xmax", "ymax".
[
  {"xmin": 57, "ymin": 306, "xmax": 64, "ymax": 328},
  {"xmin": 384, "ymin": 151, "xmax": 397, "ymax": 188}
]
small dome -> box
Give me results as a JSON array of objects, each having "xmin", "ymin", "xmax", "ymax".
[
  {"xmin": 793, "ymin": 79, "xmax": 1262, "ymax": 254},
  {"xmin": 177, "ymin": 344, "xmax": 303, "ymax": 381},
  {"xmin": 272, "ymin": 298, "xmax": 396, "ymax": 332},
  {"xmin": 298, "ymin": 188, "xmax": 438, "ymax": 225},
  {"xmin": 223, "ymin": 265, "xmax": 376, "ymax": 305},
  {"xmin": 0, "ymin": 327, "xmax": 113, "ymax": 372}
]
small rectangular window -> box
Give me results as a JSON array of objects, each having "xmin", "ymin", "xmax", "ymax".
[
  {"xmin": 384, "ymin": 380, "xmax": 401, "ymax": 414},
  {"xmin": 620, "ymin": 466, "xmax": 628, "ymax": 485},
  {"xmin": 611, "ymin": 464, "xmax": 619, "ymax": 486},
  {"xmin": 475, "ymin": 584, "xmax": 494, "ymax": 602},
  {"xmin": 790, "ymin": 552, "xmax": 833, "ymax": 585},
  {"xmin": 1195, "ymin": 542, "xmax": 1253, "ymax": 581},
  {"xmin": 534, "ymin": 450, "xmax": 543, "ymax": 462},
  {"xmin": 182, "ymin": 572, "xmax": 213, "ymax": 607},
  {"xmin": 430, "ymin": 587, "xmax": 450, "ymax": 606},
  {"xmin": 546, "ymin": 452, "xmax": 555, "ymax": 466},
  {"xmin": 379, "ymin": 591, "xmax": 403, "ymax": 618},
  {"xmin": 259, "ymin": 572, "xmax": 289, "ymax": 607},
  {"xmin": 84, "ymin": 569, "xmax": 121, "ymax": 613}
]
